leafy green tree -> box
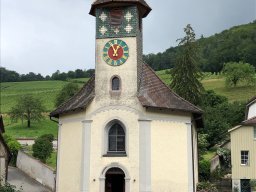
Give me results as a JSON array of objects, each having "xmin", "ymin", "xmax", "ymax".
[
  {"xmin": 200, "ymin": 91, "xmax": 246, "ymax": 147},
  {"xmin": 55, "ymin": 83, "xmax": 80, "ymax": 107},
  {"xmin": 222, "ymin": 61, "xmax": 255, "ymax": 87},
  {"xmin": 170, "ymin": 24, "xmax": 204, "ymax": 105},
  {"xmin": 32, "ymin": 134, "xmax": 54, "ymax": 163},
  {"xmin": 9, "ymin": 95, "xmax": 45, "ymax": 128},
  {"xmin": 198, "ymin": 134, "xmax": 209, "ymax": 158}
]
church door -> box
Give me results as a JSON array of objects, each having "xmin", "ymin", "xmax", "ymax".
[{"xmin": 105, "ymin": 168, "xmax": 125, "ymax": 192}]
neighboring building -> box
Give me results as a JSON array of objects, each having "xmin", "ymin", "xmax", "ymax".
[
  {"xmin": 229, "ymin": 96, "xmax": 256, "ymax": 192},
  {"xmin": 50, "ymin": 1, "xmax": 203, "ymax": 192},
  {"xmin": 0, "ymin": 116, "xmax": 11, "ymax": 185}
]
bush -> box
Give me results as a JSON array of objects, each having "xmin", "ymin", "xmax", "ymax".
[
  {"xmin": 40, "ymin": 134, "xmax": 54, "ymax": 142},
  {"xmin": 197, "ymin": 182, "xmax": 218, "ymax": 192},
  {"xmin": 0, "ymin": 182, "xmax": 22, "ymax": 191},
  {"xmin": 32, "ymin": 135, "xmax": 53, "ymax": 163},
  {"xmin": 3, "ymin": 134, "xmax": 21, "ymax": 166},
  {"xmin": 217, "ymin": 148, "xmax": 231, "ymax": 169},
  {"xmin": 199, "ymin": 160, "xmax": 211, "ymax": 181}
]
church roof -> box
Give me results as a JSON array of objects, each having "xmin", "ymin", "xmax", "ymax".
[
  {"xmin": 50, "ymin": 64, "xmax": 203, "ymax": 118},
  {"xmin": 89, "ymin": 0, "xmax": 152, "ymax": 18},
  {"xmin": 50, "ymin": 77, "xmax": 95, "ymax": 118},
  {"xmin": 138, "ymin": 64, "xmax": 203, "ymax": 114}
]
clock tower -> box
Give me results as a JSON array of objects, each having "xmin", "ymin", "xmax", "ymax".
[{"xmin": 89, "ymin": 0, "xmax": 151, "ymax": 106}]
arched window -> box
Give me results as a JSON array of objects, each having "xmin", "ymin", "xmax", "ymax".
[
  {"xmin": 112, "ymin": 77, "xmax": 120, "ymax": 91},
  {"xmin": 108, "ymin": 123, "xmax": 125, "ymax": 153}
]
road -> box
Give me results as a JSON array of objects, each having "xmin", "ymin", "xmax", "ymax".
[{"xmin": 8, "ymin": 166, "xmax": 51, "ymax": 192}]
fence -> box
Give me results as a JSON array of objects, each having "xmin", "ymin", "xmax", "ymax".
[{"xmin": 16, "ymin": 150, "xmax": 56, "ymax": 191}]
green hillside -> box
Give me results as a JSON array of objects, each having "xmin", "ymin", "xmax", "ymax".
[
  {"xmin": 0, "ymin": 80, "xmax": 85, "ymax": 113},
  {"xmin": 144, "ymin": 22, "xmax": 256, "ymax": 72}
]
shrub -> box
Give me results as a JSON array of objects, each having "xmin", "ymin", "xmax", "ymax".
[
  {"xmin": 199, "ymin": 160, "xmax": 211, "ymax": 181},
  {"xmin": 32, "ymin": 135, "xmax": 53, "ymax": 163},
  {"xmin": 197, "ymin": 182, "xmax": 218, "ymax": 192},
  {"xmin": 40, "ymin": 134, "xmax": 54, "ymax": 142},
  {"xmin": 217, "ymin": 148, "xmax": 231, "ymax": 169},
  {"xmin": 3, "ymin": 134, "xmax": 21, "ymax": 166}
]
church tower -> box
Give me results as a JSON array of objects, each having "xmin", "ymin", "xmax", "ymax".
[
  {"xmin": 89, "ymin": 0, "xmax": 151, "ymax": 107},
  {"xmin": 50, "ymin": 1, "xmax": 203, "ymax": 192}
]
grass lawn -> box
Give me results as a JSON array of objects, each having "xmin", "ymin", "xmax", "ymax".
[
  {"xmin": 202, "ymin": 78, "xmax": 256, "ymax": 102},
  {"xmin": 202, "ymin": 149, "xmax": 217, "ymax": 161},
  {"xmin": 4, "ymin": 117, "xmax": 58, "ymax": 139},
  {"xmin": 46, "ymin": 151, "xmax": 57, "ymax": 169},
  {"xmin": 156, "ymin": 70, "xmax": 256, "ymax": 103}
]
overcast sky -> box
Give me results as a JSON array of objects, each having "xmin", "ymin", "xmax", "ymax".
[{"xmin": 1, "ymin": 0, "xmax": 256, "ymax": 76}]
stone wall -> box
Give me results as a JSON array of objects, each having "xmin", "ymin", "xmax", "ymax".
[{"xmin": 16, "ymin": 150, "xmax": 55, "ymax": 191}]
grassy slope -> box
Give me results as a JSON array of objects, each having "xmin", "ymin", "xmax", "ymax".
[
  {"xmin": 156, "ymin": 70, "xmax": 256, "ymax": 102},
  {"xmin": 0, "ymin": 80, "xmax": 86, "ymax": 113},
  {"xmin": 4, "ymin": 117, "xmax": 58, "ymax": 138}
]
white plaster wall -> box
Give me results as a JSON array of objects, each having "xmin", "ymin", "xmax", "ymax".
[
  {"xmin": 247, "ymin": 102, "xmax": 256, "ymax": 119},
  {"xmin": 151, "ymin": 120, "xmax": 189, "ymax": 192},
  {"xmin": 57, "ymin": 113, "xmax": 85, "ymax": 192}
]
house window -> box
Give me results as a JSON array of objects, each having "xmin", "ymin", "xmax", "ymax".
[
  {"xmin": 108, "ymin": 123, "xmax": 125, "ymax": 153},
  {"xmin": 112, "ymin": 77, "xmax": 120, "ymax": 91},
  {"xmin": 241, "ymin": 151, "xmax": 249, "ymax": 165},
  {"xmin": 254, "ymin": 127, "xmax": 256, "ymax": 139}
]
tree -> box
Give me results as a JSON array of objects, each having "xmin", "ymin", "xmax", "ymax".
[
  {"xmin": 32, "ymin": 134, "xmax": 54, "ymax": 163},
  {"xmin": 200, "ymin": 90, "xmax": 246, "ymax": 148},
  {"xmin": 170, "ymin": 24, "xmax": 204, "ymax": 105},
  {"xmin": 9, "ymin": 95, "xmax": 45, "ymax": 128},
  {"xmin": 222, "ymin": 61, "xmax": 255, "ymax": 87},
  {"xmin": 55, "ymin": 83, "xmax": 80, "ymax": 107}
]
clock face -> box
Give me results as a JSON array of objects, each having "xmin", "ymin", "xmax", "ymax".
[{"xmin": 103, "ymin": 39, "xmax": 129, "ymax": 66}]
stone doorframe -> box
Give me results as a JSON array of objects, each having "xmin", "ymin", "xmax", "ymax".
[{"xmin": 99, "ymin": 163, "xmax": 130, "ymax": 192}]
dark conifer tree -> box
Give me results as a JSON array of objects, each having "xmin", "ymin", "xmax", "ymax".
[{"xmin": 171, "ymin": 24, "xmax": 204, "ymax": 105}]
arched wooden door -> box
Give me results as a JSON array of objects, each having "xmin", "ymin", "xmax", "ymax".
[{"xmin": 105, "ymin": 168, "xmax": 125, "ymax": 192}]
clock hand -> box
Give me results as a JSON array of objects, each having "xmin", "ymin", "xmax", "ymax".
[{"xmin": 112, "ymin": 45, "xmax": 120, "ymax": 57}]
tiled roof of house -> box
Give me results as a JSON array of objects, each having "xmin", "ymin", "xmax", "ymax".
[
  {"xmin": 89, "ymin": 0, "xmax": 151, "ymax": 18},
  {"xmin": 241, "ymin": 116, "xmax": 256, "ymax": 126},
  {"xmin": 50, "ymin": 77, "xmax": 95, "ymax": 118},
  {"xmin": 50, "ymin": 64, "xmax": 203, "ymax": 118},
  {"xmin": 138, "ymin": 64, "xmax": 203, "ymax": 114}
]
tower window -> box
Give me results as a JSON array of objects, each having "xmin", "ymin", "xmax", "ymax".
[
  {"xmin": 112, "ymin": 76, "xmax": 120, "ymax": 91},
  {"xmin": 108, "ymin": 123, "xmax": 125, "ymax": 153}
]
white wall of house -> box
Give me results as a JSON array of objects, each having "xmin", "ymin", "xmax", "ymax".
[{"xmin": 247, "ymin": 102, "xmax": 256, "ymax": 119}]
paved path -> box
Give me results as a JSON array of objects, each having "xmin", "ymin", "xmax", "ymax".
[{"xmin": 8, "ymin": 167, "xmax": 51, "ymax": 192}]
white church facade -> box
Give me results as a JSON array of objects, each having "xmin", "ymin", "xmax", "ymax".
[{"xmin": 50, "ymin": 1, "xmax": 203, "ymax": 192}]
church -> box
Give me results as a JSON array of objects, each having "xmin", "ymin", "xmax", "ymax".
[{"xmin": 50, "ymin": 0, "xmax": 203, "ymax": 191}]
